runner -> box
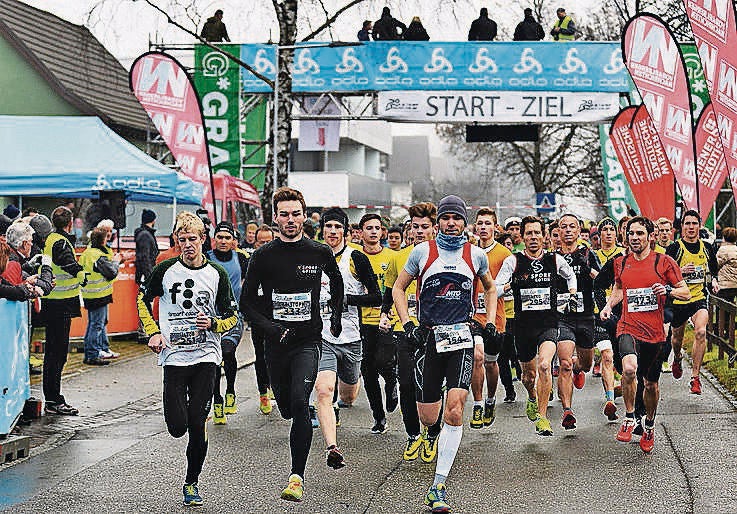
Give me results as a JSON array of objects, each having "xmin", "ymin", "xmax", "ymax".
[
  {"xmin": 393, "ymin": 195, "xmax": 497, "ymax": 513},
  {"xmin": 556, "ymin": 213, "xmax": 600, "ymax": 430},
  {"xmin": 495, "ymin": 215, "xmax": 576, "ymax": 436},
  {"xmin": 137, "ymin": 211, "xmax": 238, "ymax": 506},
  {"xmin": 206, "ymin": 221, "xmax": 249, "ymax": 424},
  {"xmin": 666, "ymin": 210, "xmax": 718, "ymax": 394},
  {"xmin": 504, "ymin": 216, "xmax": 525, "ymax": 252},
  {"xmin": 315, "ymin": 207, "xmax": 381, "ymax": 469},
  {"xmin": 469, "ymin": 208, "xmax": 510, "ymax": 429},
  {"xmin": 250, "ymin": 224, "xmax": 275, "ymax": 414},
  {"xmin": 359, "ymin": 213, "xmax": 399, "ymax": 434},
  {"xmin": 380, "ymin": 202, "xmax": 444, "ymax": 462},
  {"xmin": 241, "ymin": 187, "xmax": 343, "ymax": 502},
  {"xmin": 601, "ymin": 216, "xmax": 688, "ymax": 453}
]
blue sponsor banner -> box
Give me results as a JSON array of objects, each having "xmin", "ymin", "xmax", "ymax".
[
  {"xmin": 240, "ymin": 42, "xmax": 629, "ymax": 94},
  {"xmin": 0, "ymin": 300, "xmax": 29, "ymax": 435}
]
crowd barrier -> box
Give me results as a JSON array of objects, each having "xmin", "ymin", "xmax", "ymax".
[
  {"xmin": 0, "ymin": 299, "xmax": 30, "ymax": 436},
  {"xmin": 706, "ymin": 296, "xmax": 737, "ymax": 366}
]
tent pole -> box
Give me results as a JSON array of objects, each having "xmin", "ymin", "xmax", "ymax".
[
  {"xmin": 172, "ymin": 197, "xmax": 177, "ymax": 230},
  {"xmin": 18, "ymin": 196, "xmax": 23, "ymax": 212}
]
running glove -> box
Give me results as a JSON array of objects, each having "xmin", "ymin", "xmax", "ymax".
[
  {"xmin": 483, "ymin": 323, "xmax": 502, "ymax": 354},
  {"xmin": 403, "ymin": 321, "xmax": 425, "ymax": 348}
]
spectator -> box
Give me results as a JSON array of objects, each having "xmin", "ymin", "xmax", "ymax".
[
  {"xmin": 0, "ymin": 241, "xmax": 37, "ymax": 301},
  {"xmin": 157, "ymin": 233, "xmax": 182, "ymax": 264},
  {"xmin": 551, "ymin": 7, "xmax": 576, "ymax": 41},
  {"xmin": 387, "ymin": 225, "xmax": 403, "ymax": 250},
  {"xmin": 468, "ymin": 7, "xmax": 498, "ymax": 41},
  {"xmin": 6, "ymin": 221, "xmax": 53, "ymax": 295},
  {"xmin": 404, "ymin": 16, "xmax": 430, "ymax": 41},
  {"xmin": 29, "ymin": 214, "xmax": 52, "ymax": 257},
  {"xmin": 513, "ymin": 7, "xmax": 545, "ymax": 41},
  {"xmin": 200, "ymin": 9, "xmax": 230, "ymax": 42},
  {"xmin": 242, "ymin": 222, "xmax": 258, "ymax": 250},
  {"xmin": 134, "ymin": 209, "xmax": 159, "ymax": 285},
  {"xmin": 42, "ymin": 206, "xmax": 86, "ymax": 416},
  {"xmin": 372, "ymin": 6, "xmax": 406, "ymax": 41},
  {"xmin": 358, "ymin": 20, "xmax": 372, "ymax": 41},
  {"xmin": 0, "ymin": 215, "xmax": 11, "ymax": 244},
  {"xmin": 80, "ymin": 227, "xmax": 119, "ymax": 366},
  {"xmin": 22, "ymin": 206, "xmax": 38, "ymax": 218},
  {"xmin": 96, "ymin": 219, "xmax": 115, "ymax": 246},
  {"xmin": 717, "ymin": 227, "xmax": 737, "ymax": 302},
  {"xmin": 4, "ymin": 204, "xmax": 20, "ymax": 221}
]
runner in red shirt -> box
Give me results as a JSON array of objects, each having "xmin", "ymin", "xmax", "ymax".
[{"xmin": 601, "ymin": 217, "xmax": 688, "ymax": 453}]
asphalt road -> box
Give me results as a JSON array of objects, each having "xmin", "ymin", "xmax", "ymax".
[{"xmin": 3, "ymin": 337, "xmax": 737, "ymax": 513}]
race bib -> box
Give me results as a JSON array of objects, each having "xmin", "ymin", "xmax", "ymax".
[
  {"xmin": 407, "ymin": 293, "xmax": 417, "ymax": 319},
  {"xmin": 169, "ymin": 322, "xmax": 206, "ymax": 349},
  {"xmin": 685, "ymin": 265, "xmax": 705, "ymax": 285},
  {"xmin": 626, "ymin": 288, "xmax": 658, "ymax": 312},
  {"xmin": 273, "ymin": 292, "xmax": 311, "ymax": 321},
  {"xmin": 557, "ymin": 292, "xmax": 584, "ymax": 313},
  {"xmin": 433, "ymin": 323, "xmax": 474, "ymax": 353},
  {"xmin": 520, "ymin": 287, "xmax": 550, "ymax": 311},
  {"xmin": 476, "ymin": 292, "xmax": 486, "ymax": 314}
]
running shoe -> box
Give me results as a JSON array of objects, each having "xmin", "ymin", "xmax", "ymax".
[
  {"xmin": 44, "ymin": 402, "xmax": 79, "ymax": 416},
  {"xmin": 503, "ymin": 390, "xmax": 516, "ymax": 404},
  {"xmin": 183, "ymin": 482, "xmax": 203, "ymax": 506},
  {"xmin": 403, "ymin": 434, "xmax": 422, "ymax": 461},
  {"xmin": 385, "ymin": 381, "xmax": 399, "ymax": 413},
  {"xmin": 337, "ymin": 399, "xmax": 353, "ymax": 408},
  {"xmin": 424, "ymin": 483, "xmax": 451, "ymax": 513},
  {"xmin": 224, "ymin": 393, "xmax": 238, "ymax": 414},
  {"xmin": 470, "ymin": 405, "xmax": 484, "ymax": 429},
  {"xmin": 420, "ymin": 431, "xmax": 438, "ymax": 463},
  {"xmin": 83, "ymin": 357, "xmax": 110, "ymax": 366},
  {"xmin": 662, "ymin": 361, "xmax": 672, "ymax": 373},
  {"xmin": 213, "ymin": 403, "xmax": 226, "ymax": 425},
  {"xmin": 525, "ymin": 397, "xmax": 539, "ymax": 421},
  {"xmin": 371, "ymin": 419, "xmax": 387, "ymax": 434},
  {"xmin": 603, "ymin": 400, "xmax": 618, "ymax": 422},
  {"xmin": 592, "ymin": 363, "xmax": 601, "ymax": 377},
  {"xmin": 633, "ymin": 417, "xmax": 644, "ymax": 437},
  {"xmin": 259, "ymin": 394, "xmax": 272, "ymax": 415},
  {"xmin": 309, "ymin": 405, "xmax": 319, "ymax": 428},
  {"xmin": 671, "ymin": 356, "xmax": 683, "ymax": 379},
  {"xmin": 616, "ymin": 417, "xmax": 636, "ymax": 442},
  {"xmin": 535, "ymin": 416, "xmax": 553, "ymax": 436},
  {"xmin": 99, "ymin": 350, "xmax": 120, "ymax": 359},
  {"xmin": 639, "ymin": 421, "xmax": 655, "ymax": 453},
  {"xmin": 334, "ymin": 405, "xmax": 341, "ymax": 427},
  {"xmin": 572, "ymin": 369, "xmax": 586, "ymax": 389},
  {"xmin": 326, "ymin": 445, "xmax": 346, "ymax": 469},
  {"xmin": 561, "ymin": 410, "xmax": 576, "ymax": 430},
  {"xmin": 690, "ymin": 376, "xmax": 702, "ymax": 395},
  {"xmin": 280, "ymin": 474, "xmax": 304, "ymax": 502},
  {"xmin": 483, "ymin": 399, "xmax": 496, "ymax": 427}
]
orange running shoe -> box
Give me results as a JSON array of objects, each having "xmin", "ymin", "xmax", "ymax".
[
  {"xmin": 690, "ymin": 376, "xmax": 702, "ymax": 395},
  {"xmin": 616, "ymin": 417, "xmax": 636, "ymax": 442}
]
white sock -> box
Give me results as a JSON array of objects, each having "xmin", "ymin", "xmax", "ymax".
[
  {"xmin": 434, "ymin": 424, "xmax": 463, "ymax": 484},
  {"xmin": 473, "ymin": 400, "xmax": 483, "ymax": 408},
  {"xmin": 485, "ymin": 397, "xmax": 496, "ymax": 405}
]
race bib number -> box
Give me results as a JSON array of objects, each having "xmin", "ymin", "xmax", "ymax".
[
  {"xmin": 520, "ymin": 287, "xmax": 550, "ymax": 311},
  {"xmin": 557, "ymin": 292, "xmax": 584, "ymax": 313},
  {"xmin": 169, "ymin": 322, "xmax": 206, "ymax": 349},
  {"xmin": 626, "ymin": 288, "xmax": 658, "ymax": 312},
  {"xmin": 433, "ymin": 323, "xmax": 473, "ymax": 353},
  {"xmin": 684, "ymin": 265, "xmax": 705, "ymax": 285},
  {"xmin": 273, "ymin": 292, "xmax": 311, "ymax": 321},
  {"xmin": 476, "ymin": 292, "xmax": 486, "ymax": 314},
  {"xmin": 408, "ymin": 293, "xmax": 417, "ymax": 319}
]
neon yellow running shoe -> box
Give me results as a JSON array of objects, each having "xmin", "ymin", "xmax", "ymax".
[
  {"xmin": 213, "ymin": 403, "xmax": 226, "ymax": 425},
  {"xmin": 403, "ymin": 434, "xmax": 423, "ymax": 461},
  {"xmin": 224, "ymin": 393, "xmax": 238, "ymax": 414},
  {"xmin": 535, "ymin": 416, "xmax": 553, "ymax": 436},
  {"xmin": 420, "ymin": 430, "xmax": 438, "ymax": 463},
  {"xmin": 425, "ymin": 483, "xmax": 451, "ymax": 513},
  {"xmin": 259, "ymin": 395, "xmax": 272, "ymax": 415},
  {"xmin": 280, "ymin": 474, "xmax": 304, "ymax": 502},
  {"xmin": 469, "ymin": 405, "xmax": 484, "ymax": 429},
  {"xmin": 525, "ymin": 397, "xmax": 539, "ymax": 421}
]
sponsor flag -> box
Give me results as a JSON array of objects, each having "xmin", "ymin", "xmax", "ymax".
[
  {"xmin": 130, "ymin": 51, "xmax": 217, "ymax": 222},
  {"xmin": 695, "ymin": 103, "xmax": 731, "ymax": 219},
  {"xmin": 684, "ymin": 0, "xmax": 737, "ymax": 209},
  {"xmin": 622, "ymin": 14, "xmax": 699, "ymax": 211},
  {"xmin": 599, "ymin": 124, "xmax": 639, "ymax": 221}
]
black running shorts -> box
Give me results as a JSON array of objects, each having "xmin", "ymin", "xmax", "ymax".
[
  {"xmin": 671, "ymin": 299, "xmax": 708, "ymax": 329},
  {"xmin": 414, "ymin": 329, "xmax": 474, "ymax": 404},
  {"xmin": 515, "ymin": 325, "xmax": 557, "ymax": 363},
  {"xmin": 558, "ymin": 316, "xmax": 595, "ymax": 349},
  {"xmin": 616, "ymin": 334, "xmax": 662, "ymax": 383}
]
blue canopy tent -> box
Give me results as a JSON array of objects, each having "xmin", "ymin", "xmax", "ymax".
[{"xmin": 0, "ymin": 116, "xmax": 202, "ymax": 204}]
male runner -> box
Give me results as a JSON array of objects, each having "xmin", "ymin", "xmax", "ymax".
[
  {"xmin": 393, "ymin": 195, "xmax": 497, "ymax": 513},
  {"xmin": 556, "ymin": 214, "xmax": 600, "ymax": 430},
  {"xmin": 241, "ymin": 187, "xmax": 343, "ymax": 502},
  {"xmin": 469, "ymin": 208, "xmax": 510, "ymax": 429},
  {"xmin": 250, "ymin": 224, "xmax": 275, "ymax": 414},
  {"xmin": 206, "ymin": 221, "xmax": 249, "ymax": 424},
  {"xmin": 380, "ymin": 202, "xmax": 444, "ymax": 462},
  {"xmin": 504, "ymin": 217, "xmax": 525, "ymax": 252},
  {"xmin": 138, "ymin": 211, "xmax": 238, "ymax": 506},
  {"xmin": 656, "ymin": 217, "xmax": 674, "ymax": 249},
  {"xmin": 495, "ymin": 216, "xmax": 576, "ymax": 436},
  {"xmin": 666, "ymin": 210, "xmax": 718, "ymax": 394},
  {"xmin": 601, "ymin": 216, "xmax": 688, "ymax": 453},
  {"xmin": 316, "ymin": 207, "xmax": 381, "ymax": 469},
  {"xmin": 359, "ymin": 213, "xmax": 399, "ymax": 434}
]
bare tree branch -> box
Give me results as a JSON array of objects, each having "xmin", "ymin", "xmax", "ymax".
[{"xmin": 301, "ymin": 0, "xmax": 366, "ymax": 42}]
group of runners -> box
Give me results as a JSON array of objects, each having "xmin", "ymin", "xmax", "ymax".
[{"xmin": 137, "ymin": 187, "xmax": 716, "ymax": 513}]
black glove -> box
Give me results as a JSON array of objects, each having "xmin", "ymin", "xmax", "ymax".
[
  {"xmin": 330, "ymin": 312, "xmax": 342, "ymax": 338},
  {"xmin": 483, "ymin": 323, "xmax": 502, "ymax": 354},
  {"xmin": 404, "ymin": 321, "xmax": 424, "ymax": 348},
  {"xmin": 567, "ymin": 294, "xmax": 579, "ymax": 314}
]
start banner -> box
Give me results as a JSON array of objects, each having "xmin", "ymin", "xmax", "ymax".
[
  {"xmin": 240, "ymin": 42, "xmax": 630, "ymax": 94},
  {"xmin": 377, "ymin": 91, "xmax": 620, "ymax": 123}
]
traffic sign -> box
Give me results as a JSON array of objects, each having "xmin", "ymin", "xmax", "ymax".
[{"xmin": 536, "ymin": 192, "xmax": 556, "ymax": 214}]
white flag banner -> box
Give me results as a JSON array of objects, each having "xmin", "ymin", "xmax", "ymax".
[
  {"xmin": 298, "ymin": 97, "xmax": 341, "ymax": 152},
  {"xmin": 377, "ymin": 91, "xmax": 620, "ymax": 123}
]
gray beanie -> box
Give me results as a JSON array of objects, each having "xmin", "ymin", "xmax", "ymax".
[
  {"xmin": 437, "ymin": 195, "xmax": 468, "ymax": 224},
  {"xmin": 29, "ymin": 214, "xmax": 53, "ymax": 240}
]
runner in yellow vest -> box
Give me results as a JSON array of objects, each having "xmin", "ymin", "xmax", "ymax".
[{"xmin": 551, "ymin": 7, "xmax": 576, "ymax": 41}]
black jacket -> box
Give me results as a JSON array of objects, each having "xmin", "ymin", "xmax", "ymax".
[
  {"xmin": 468, "ymin": 15, "xmax": 497, "ymax": 41},
  {"xmin": 372, "ymin": 14, "xmax": 406, "ymax": 40},
  {"xmin": 135, "ymin": 225, "xmax": 159, "ymax": 285},
  {"xmin": 9, "ymin": 247, "xmax": 54, "ymax": 296},
  {"xmin": 514, "ymin": 16, "xmax": 545, "ymax": 41},
  {"xmin": 404, "ymin": 21, "xmax": 430, "ymax": 41},
  {"xmin": 200, "ymin": 16, "xmax": 230, "ymax": 42}
]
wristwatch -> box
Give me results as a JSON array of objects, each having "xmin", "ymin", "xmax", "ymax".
[{"xmin": 664, "ymin": 285, "xmax": 673, "ymax": 298}]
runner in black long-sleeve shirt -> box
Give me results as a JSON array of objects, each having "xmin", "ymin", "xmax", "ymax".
[{"xmin": 240, "ymin": 187, "xmax": 343, "ymax": 503}]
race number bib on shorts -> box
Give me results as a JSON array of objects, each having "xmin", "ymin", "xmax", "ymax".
[
  {"xmin": 684, "ymin": 266, "xmax": 705, "ymax": 285},
  {"xmin": 408, "ymin": 293, "xmax": 417, "ymax": 318},
  {"xmin": 273, "ymin": 292, "xmax": 312, "ymax": 321},
  {"xmin": 520, "ymin": 287, "xmax": 551, "ymax": 311},
  {"xmin": 433, "ymin": 323, "xmax": 473, "ymax": 353},
  {"xmin": 626, "ymin": 288, "xmax": 658, "ymax": 312},
  {"xmin": 476, "ymin": 292, "xmax": 486, "ymax": 314}
]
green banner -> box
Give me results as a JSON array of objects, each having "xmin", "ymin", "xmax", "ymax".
[
  {"xmin": 681, "ymin": 44, "xmax": 711, "ymax": 121},
  {"xmin": 242, "ymin": 98, "xmax": 267, "ymax": 190},
  {"xmin": 194, "ymin": 44, "xmax": 241, "ymax": 178},
  {"xmin": 600, "ymin": 125, "xmax": 638, "ymax": 221}
]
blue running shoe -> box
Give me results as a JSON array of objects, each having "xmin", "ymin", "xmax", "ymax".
[
  {"xmin": 183, "ymin": 483, "xmax": 203, "ymax": 506},
  {"xmin": 425, "ymin": 483, "xmax": 451, "ymax": 513}
]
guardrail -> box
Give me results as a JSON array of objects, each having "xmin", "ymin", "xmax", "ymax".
[{"xmin": 706, "ymin": 295, "xmax": 737, "ymax": 366}]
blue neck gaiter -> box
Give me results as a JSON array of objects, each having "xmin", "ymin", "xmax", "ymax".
[{"xmin": 436, "ymin": 232, "xmax": 466, "ymax": 251}]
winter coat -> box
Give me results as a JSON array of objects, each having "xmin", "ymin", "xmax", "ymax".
[
  {"xmin": 200, "ymin": 16, "xmax": 230, "ymax": 42},
  {"xmin": 134, "ymin": 225, "xmax": 159, "ymax": 285},
  {"xmin": 372, "ymin": 14, "xmax": 406, "ymax": 40},
  {"xmin": 404, "ymin": 21, "xmax": 430, "ymax": 41},
  {"xmin": 514, "ymin": 16, "xmax": 545, "ymax": 41},
  {"xmin": 717, "ymin": 243, "xmax": 737, "ymax": 289},
  {"xmin": 468, "ymin": 15, "xmax": 497, "ymax": 41}
]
